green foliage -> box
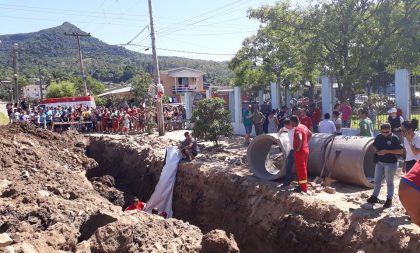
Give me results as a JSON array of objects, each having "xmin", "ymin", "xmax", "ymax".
[
  {"xmin": 0, "ymin": 22, "xmax": 232, "ymax": 85},
  {"xmin": 46, "ymin": 80, "xmax": 77, "ymax": 98},
  {"xmin": 191, "ymin": 98, "xmax": 233, "ymax": 145},
  {"xmin": 130, "ymin": 72, "xmax": 153, "ymax": 101},
  {"xmin": 93, "ymin": 95, "xmax": 105, "ymax": 106}
]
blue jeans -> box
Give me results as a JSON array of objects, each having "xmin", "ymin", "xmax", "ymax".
[
  {"xmin": 284, "ymin": 150, "xmax": 295, "ymax": 184},
  {"xmin": 372, "ymin": 161, "xmax": 398, "ymax": 200}
]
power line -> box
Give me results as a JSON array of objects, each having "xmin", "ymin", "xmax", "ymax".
[
  {"xmin": 126, "ymin": 25, "xmax": 149, "ymax": 45},
  {"xmin": 125, "ymin": 44, "xmax": 235, "ymax": 56}
]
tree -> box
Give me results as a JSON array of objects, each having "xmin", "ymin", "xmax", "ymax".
[
  {"xmin": 46, "ymin": 80, "xmax": 76, "ymax": 98},
  {"xmin": 191, "ymin": 98, "xmax": 233, "ymax": 145},
  {"xmin": 72, "ymin": 76, "xmax": 105, "ymax": 95},
  {"xmin": 130, "ymin": 72, "xmax": 153, "ymax": 101}
]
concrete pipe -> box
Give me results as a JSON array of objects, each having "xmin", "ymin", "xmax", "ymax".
[
  {"xmin": 307, "ymin": 133, "xmax": 335, "ymax": 177},
  {"xmin": 324, "ymin": 136, "xmax": 376, "ymax": 188},
  {"xmin": 247, "ymin": 133, "xmax": 376, "ymax": 188},
  {"xmin": 246, "ymin": 133, "xmax": 290, "ymax": 180}
]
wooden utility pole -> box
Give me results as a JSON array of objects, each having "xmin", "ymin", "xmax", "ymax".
[
  {"xmin": 38, "ymin": 64, "xmax": 44, "ymax": 100},
  {"xmin": 12, "ymin": 43, "xmax": 18, "ymax": 107},
  {"xmin": 64, "ymin": 32, "xmax": 91, "ymax": 96},
  {"xmin": 148, "ymin": 0, "xmax": 165, "ymax": 136}
]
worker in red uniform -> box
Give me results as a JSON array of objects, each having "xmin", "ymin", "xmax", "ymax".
[
  {"xmin": 125, "ymin": 197, "xmax": 145, "ymax": 211},
  {"xmin": 290, "ymin": 115, "xmax": 312, "ymax": 193},
  {"xmin": 399, "ymin": 161, "xmax": 420, "ymax": 226}
]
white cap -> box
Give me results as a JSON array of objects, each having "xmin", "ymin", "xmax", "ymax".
[{"xmin": 387, "ymin": 108, "xmax": 397, "ymax": 114}]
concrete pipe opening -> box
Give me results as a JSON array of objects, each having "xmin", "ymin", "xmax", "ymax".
[{"xmin": 247, "ymin": 133, "xmax": 290, "ymax": 180}]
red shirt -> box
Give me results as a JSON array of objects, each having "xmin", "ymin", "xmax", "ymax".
[
  {"xmin": 340, "ymin": 105, "xmax": 352, "ymax": 121},
  {"xmin": 402, "ymin": 162, "xmax": 420, "ymax": 190},
  {"xmin": 293, "ymin": 124, "xmax": 310, "ymax": 152},
  {"xmin": 299, "ymin": 116, "xmax": 313, "ymax": 130},
  {"xmin": 311, "ymin": 108, "xmax": 321, "ymax": 126},
  {"xmin": 125, "ymin": 201, "xmax": 145, "ymax": 211}
]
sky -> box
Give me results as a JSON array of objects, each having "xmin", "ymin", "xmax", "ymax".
[{"xmin": 0, "ymin": 0, "xmax": 282, "ymax": 61}]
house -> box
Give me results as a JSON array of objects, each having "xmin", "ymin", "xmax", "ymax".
[
  {"xmin": 160, "ymin": 67, "xmax": 206, "ymax": 103},
  {"xmin": 23, "ymin": 84, "xmax": 47, "ymax": 100}
]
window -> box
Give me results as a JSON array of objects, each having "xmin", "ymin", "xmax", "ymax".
[{"xmin": 177, "ymin": 77, "xmax": 188, "ymax": 85}]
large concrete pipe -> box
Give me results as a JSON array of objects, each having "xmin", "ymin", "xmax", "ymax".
[
  {"xmin": 323, "ymin": 136, "xmax": 376, "ymax": 188},
  {"xmin": 246, "ymin": 133, "xmax": 290, "ymax": 180},
  {"xmin": 247, "ymin": 134, "xmax": 376, "ymax": 188},
  {"xmin": 307, "ymin": 133, "xmax": 335, "ymax": 177}
]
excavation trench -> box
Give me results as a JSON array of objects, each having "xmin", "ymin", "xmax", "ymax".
[{"xmin": 85, "ymin": 137, "xmax": 419, "ymax": 253}]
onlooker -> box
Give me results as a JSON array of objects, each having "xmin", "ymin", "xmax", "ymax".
[
  {"xmin": 280, "ymin": 118, "xmax": 295, "ymax": 186},
  {"xmin": 399, "ymin": 161, "xmax": 420, "ymax": 226},
  {"xmin": 401, "ymin": 119, "xmax": 420, "ymax": 172},
  {"xmin": 340, "ymin": 101, "xmax": 352, "ymax": 128},
  {"xmin": 318, "ymin": 113, "xmax": 336, "ymax": 134},
  {"xmin": 277, "ymin": 106, "xmax": 288, "ymax": 130},
  {"xmin": 367, "ymin": 123, "xmax": 403, "ymax": 208},
  {"xmin": 267, "ymin": 110, "xmax": 279, "ymax": 133},
  {"xmin": 252, "ymin": 107, "xmax": 265, "ymax": 136},
  {"xmin": 309, "ymin": 103, "xmax": 321, "ymax": 133},
  {"xmin": 125, "ymin": 197, "xmax": 145, "ymax": 211},
  {"xmin": 178, "ymin": 131, "xmax": 199, "ymax": 162},
  {"xmin": 368, "ymin": 104, "xmax": 377, "ymax": 129},
  {"xmin": 290, "ymin": 115, "xmax": 312, "ymax": 193},
  {"xmin": 332, "ymin": 111, "xmax": 342, "ymax": 135},
  {"xmin": 388, "ymin": 107, "xmax": 404, "ymax": 141},
  {"xmin": 298, "ymin": 108, "xmax": 313, "ymax": 132},
  {"xmin": 359, "ymin": 109, "xmax": 374, "ymax": 137},
  {"xmin": 242, "ymin": 105, "xmax": 253, "ymax": 144}
]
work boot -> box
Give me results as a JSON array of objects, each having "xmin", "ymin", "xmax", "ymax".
[
  {"xmin": 383, "ymin": 198, "xmax": 392, "ymax": 208},
  {"xmin": 367, "ymin": 195, "xmax": 379, "ymax": 204}
]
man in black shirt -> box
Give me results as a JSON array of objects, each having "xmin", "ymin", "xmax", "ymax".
[{"xmin": 367, "ymin": 123, "xmax": 403, "ymax": 208}]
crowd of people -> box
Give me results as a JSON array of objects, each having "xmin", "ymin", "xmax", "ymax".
[{"xmin": 6, "ymin": 101, "xmax": 188, "ymax": 134}]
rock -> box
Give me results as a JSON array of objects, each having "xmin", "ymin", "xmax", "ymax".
[
  {"xmin": 21, "ymin": 171, "xmax": 30, "ymax": 179},
  {"xmin": 315, "ymin": 188, "xmax": 322, "ymax": 193},
  {"xmin": 324, "ymin": 186, "xmax": 336, "ymax": 194},
  {"xmin": 30, "ymin": 167, "xmax": 39, "ymax": 173},
  {"xmin": 0, "ymin": 179, "xmax": 12, "ymax": 194},
  {"xmin": 360, "ymin": 192, "xmax": 369, "ymax": 199},
  {"xmin": 37, "ymin": 190, "xmax": 50, "ymax": 197},
  {"xmin": 4, "ymin": 245, "xmax": 15, "ymax": 253},
  {"xmin": 201, "ymin": 229, "xmax": 239, "ymax": 253},
  {"xmin": 0, "ymin": 233, "xmax": 13, "ymax": 247},
  {"xmin": 20, "ymin": 243, "xmax": 38, "ymax": 253}
]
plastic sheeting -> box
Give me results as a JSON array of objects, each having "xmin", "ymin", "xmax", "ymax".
[{"xmin": 145, "ymin": 147, "xmax": 183, "ymax": 218}]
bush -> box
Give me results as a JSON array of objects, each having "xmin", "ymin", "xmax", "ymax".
[{"xmin": 191, "ymin": 97, "xmax": 233, "ymax": 145}]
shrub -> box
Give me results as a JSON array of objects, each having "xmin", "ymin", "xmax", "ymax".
[{"xmin": 191, "ymin": 97, "xmax": 233, "ymax": 145}]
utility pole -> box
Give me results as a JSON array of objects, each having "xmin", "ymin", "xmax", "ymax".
[
  {"xmin": 12, "ymin": 43, "xmax": 18, "ymax": 107},
  {"xmin": 148, "ymin": 0, "xmax": 165, "ymax": 136},
  {"xmin": 64, "ymin": 32, "xmax": 91, "ymax": 96},
  {"xmin": 38, "ymin": 64, "xmax": 44, "ymax": 101}
]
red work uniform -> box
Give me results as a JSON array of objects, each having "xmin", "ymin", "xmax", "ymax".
[
  {"xmin": 299, "ymin": 115, "xmax": 313, "ymax": 130},
  {"xmin": 125, "ymin": 201, "xmax": 145, "ymax": 211},
  {"xmin": 293, "ymin": 123, "xmax": 310, "ymax": 192}
]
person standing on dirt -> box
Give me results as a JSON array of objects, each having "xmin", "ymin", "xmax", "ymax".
[
  {"xmin": 401, "ymin": 119, "xmax": 420, "ymax": 172},
  {"xmin": 178, "ymin": 131, "xmax": 199, "ymax": 162},
  {"xmin": 388, "ymin": 107, "xmax": 404, "ymax": 141},
  {"xmin": 242, "ymin": 105, "xmax": 253, "ymax": 144},
  {"xmin": 298, "ymin": 108, "xmax": 313, "ymax": 132},
  {"xmin": 290, "ymin": 115, "xmax": 312, "ymax": 193},
  {"xmin": 339, "ymin": 101, "xmax": 352, "ymax": 128},
  {"xmin": 280, "ymin": 118, "xmax": 296, "ymax": 186},
  {"xmin": 252, "ymin": 107, "xmax": 265, "ymax": 136},
  {"xmin": 367, "ymin": 123, "xmax": 403, "ymax": 208}
]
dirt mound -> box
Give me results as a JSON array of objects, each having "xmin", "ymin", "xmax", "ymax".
[
  {"xmin": 201, "ymin": 230, "xmax": 239, "ymax": 253},
  {"xmin": 0, "ymin": 124, "xmax": 227, "ymax": 252}
]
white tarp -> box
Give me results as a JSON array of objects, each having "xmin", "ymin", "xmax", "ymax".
[{"xmin": 145, "ymin": 147, "xmax": 183, "ymax": 218}]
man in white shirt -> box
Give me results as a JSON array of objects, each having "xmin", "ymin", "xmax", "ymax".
[
  {"xmin": 279, "ymin": 118, "xmax": 295, "ymax": 186},
  {"xmin": 319, "ymin": 113, "xmax": 336, "ymax": 134}
]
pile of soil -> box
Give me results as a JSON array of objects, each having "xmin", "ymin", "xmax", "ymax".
[{"xmin": 0, "ymin": 123, "xmax": 237, "ymax": 253}]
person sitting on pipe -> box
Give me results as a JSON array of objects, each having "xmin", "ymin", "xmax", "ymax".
[
  {"xmin": 399, "ymin": 161, "xmax": 420, "ymax": 226},
  {"xmin": 367, "ymin": 122, "xmax": 404, "ymax": 208},
  {"xmin": 290, "ymin": 115, "xmax": 312, "ymax": 193},
  {"xmin": 125, "ymin": 197, "xmax": 146, "ymax": 211},
  {"xmin": 178, "ymin": 131, "xmax": 199, "ymax": 162}
]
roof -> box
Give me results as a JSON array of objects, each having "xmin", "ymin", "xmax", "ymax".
[
  {"xmin": 98, "ymin": 86, "xmax": 132, "ymax": 97},
  {"xmin": 161, "ymin": 67, "xmax": 205, "ymax": 78}
]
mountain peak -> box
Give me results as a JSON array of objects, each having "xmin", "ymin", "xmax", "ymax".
[{"xmin": 56, "ymin": 22, "xmax": 84, "ymax": 34}]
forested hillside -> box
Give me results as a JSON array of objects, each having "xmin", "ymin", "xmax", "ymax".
[{"xmin": 0, "ymin": 22, "xmax": 232, "ymax": 85}]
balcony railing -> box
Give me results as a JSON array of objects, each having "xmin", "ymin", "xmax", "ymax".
[{"xmin": 172, "ymin": 84, "xmax": 197, "ymax": 94}]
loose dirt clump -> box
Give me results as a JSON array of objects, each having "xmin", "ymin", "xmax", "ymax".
[{"xmin": 0, "ymin": 123, "xmax": 228, "ymax": 252}]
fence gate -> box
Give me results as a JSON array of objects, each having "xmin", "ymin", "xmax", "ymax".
[{"xmin": 410, "ymin": 75, "xmax": 420, "ymax": 114}]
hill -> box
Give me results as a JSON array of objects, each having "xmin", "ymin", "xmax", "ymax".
[{"xmin": 0, "ymin": 22, "xmax": 232, "ymax": 85}]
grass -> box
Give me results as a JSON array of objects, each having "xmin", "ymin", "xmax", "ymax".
[{"xmin": 0, "ymin": 112, "xmax": 9, "ymax": 125}]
